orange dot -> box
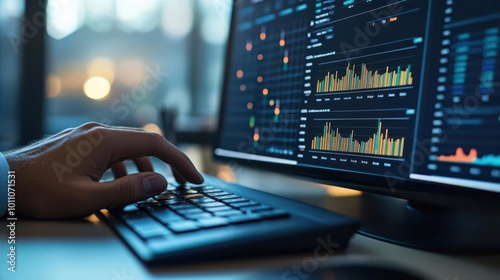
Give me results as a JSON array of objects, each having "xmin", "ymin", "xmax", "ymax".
[
  {"xmin": 260, "ymin": 32, "xmax": 266, "ymax": 40},
  {"xmin": 274, "ymin": 108, "xmax": 280, "ymax": 115},
  {"xmin": 283, "ymin": 57, "xmax": 289, "ymax": 64},
  {"xmin": 253, "ymin": 133, "xmax": 260, "ymax": 141},
  {"xmin": 262, "ymin": 88, "xmax": 269, "ymax": 95},
  {"xmin": 279, "ymin": 39, "xmax": 285, "ymax": 46},
  {"xmin": 257, "ymin": 54, "xmax": 264, "ymax": 60},
  {"xmin": 257, "ymin": 76, "xmax": 263, "ymax": 83},
  {"xmin": 236, "ymin": 70, "xmax": 244, "ymax": 78},
  {"xmin": 246, "ymin": 43, "xmax": 252, "ymax": 51},
  {"xmin": 240, "ymin": 84, "xmax": 247, "ymax": 91},
  {"xmin": 247, "ymin": 102, "xmax": 253, "ymax": 109}
]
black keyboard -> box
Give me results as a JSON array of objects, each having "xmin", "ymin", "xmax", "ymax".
[{"xmin": 98, "ymin": 175, "xmax": 359, "ymax": 263}]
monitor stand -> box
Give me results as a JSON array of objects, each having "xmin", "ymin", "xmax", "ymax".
[{"xmin": 355, "ymin": 193, "xmax": 500, "ymax": 253}]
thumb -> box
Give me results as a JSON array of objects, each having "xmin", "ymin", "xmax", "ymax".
[{"xmin": 95, "ymin": 172, "xmax": 167, "ymax": 208}]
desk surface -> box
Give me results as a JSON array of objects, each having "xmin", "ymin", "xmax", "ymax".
[{"xmin": 1, "ymin": 165, "xmax": 499, "ymax": 280}]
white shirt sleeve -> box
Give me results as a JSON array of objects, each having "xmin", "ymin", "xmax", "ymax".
[{"xmin": 0, "ymin": 152, "xmax": 9, "ymax": 216}]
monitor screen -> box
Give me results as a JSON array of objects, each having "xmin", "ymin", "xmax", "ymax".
[{"xmin": 215, "ymin": 0, "xmax": 500, "ymax": 204}]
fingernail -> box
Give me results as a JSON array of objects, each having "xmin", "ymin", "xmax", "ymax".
[{"xmin": 143, "ymin": 175, "xmax": 167, "ymax": 195}]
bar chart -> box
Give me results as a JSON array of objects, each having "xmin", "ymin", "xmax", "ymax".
[
  {"xmin": 316, "ymin": 63, "xmax": 414, "ymax": 93},
  {"xmin": 311, "ymin": 119, "xmax": 405, "ymax": 157}
]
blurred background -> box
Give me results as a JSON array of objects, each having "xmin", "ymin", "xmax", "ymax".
[{"xmin": 0, "ymin": 0, "xmax": 231, "ymax": 155}]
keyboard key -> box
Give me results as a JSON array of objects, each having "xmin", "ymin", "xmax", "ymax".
[
  {"xmin": 210, "ymin": 192, "xmax": 232, "ymax": 197},
  {"xmin": 190, "ymin": 185, "xmax": 214, "ymax": 190},
  {"xmin": 161, "ymin": 198, "xmax": 184, "ymax": 205},
  {"xmin": 167, "ymin": 221, "xmax": 200, "ymax": 233},
  {"xmin": 204, "ymin": 206, "xmax": 233, "ymax": 212},
  {"xmin": 137, "ymin": 202, "xmax": 165, "ymax": 210},
  {"xmin": 198, "ymin": 202, "xmax": 226, "ymax": 208},
  {"xmin": 230, "ymin": 201, "xmax": 259, "ymax": 208},
  {"xmin": 185, "ymin": 213, "xmax": 213, "ymax": 220},
  {"xmin": 222, "ymin": 198, "xmax": 248, "ymax": 204},
  {"xmin": 131, "ymin": 222, "xmax": 172, "ymax": 239},
  {"xmin": 213, "ymin": 210, "xmax": 243, "ymax": 217},
  {"xmin": 196, "ymin": 217, "xmax": 229, "ymax": 228},
  {"xmin": 113, "ymin": 204, "xmax": 140, "ymax": 214},
  {"xmin": 172, "ymin": 189, "xmax": 198, "ymax": 195},
  {"xmin": 122, "ymin": 215, "xmax": 154, "ymax": 225},
  {"xmin": 227, "ymin": 214, "xmax": 262, "ymax": 224},
  {"xmin": 149, "ymin": 209, "xmax": 184, "ymax": 224},
  {"xmin": 137, "ymin": 198, "xmax": 161, "ymax": 206},
  {"xmin": 216, "ymin": 195, "xmax": 241, "ymax": 200},
  {"xmin": 201, "ymin": 188, "xmax": 224, "ymax": 193},
  {"xmin": 170, "ymin": 203, "xmax": 197, "ymax": 210},
  {"xmin": 189, "ymin": 197, "xmax": 216, "ymax": 204},
  {"xmin": 176, "ymin": 208, "xmax": 205, "ymax": 215},
  {"xmin": 181, "ymin": 194, "xmax": 205, "ymax": 199},
  {"xmin": 156, "ymin": 193, "xmax": 177, "ymax": 201}
]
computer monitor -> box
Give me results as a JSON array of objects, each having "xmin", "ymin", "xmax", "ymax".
[{"xmin": 214, "ymin": 0, "xmax": 500, "ymax": 252}]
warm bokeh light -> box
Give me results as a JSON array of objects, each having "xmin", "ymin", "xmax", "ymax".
[
  {"xmin": 279, "ymin": 39, "xmax": 285, "ymax": 46},
  {"xmin": 142, "ymin": 123, "xmax": 164, "ymax": 136},
  {"xmin": 118, "ymin": 59, "xmax": 145, "ymax": 87},
  {"xmin": 260, "ymin": 32, "xmax": 266, "ymax": 40},
  {"xmin": 253, "ymin": 132, "xmax": 260, "ymax": 141},
  {"xmin": 283, "ymin": 56, "xmax": 289, "ymax": 64},
  {"xmin": 269, "ymin": 100, "xmax": 275, "ymax": 106},
  {"xmin": 240, "ymin": 84, "xmax": 247, "ymax": 91},
  {"xmin": 257, "ymin": 54, "xmax": 264, "ymax": 60},
  {"xmin": 320, "ymin": 184, "xmax": 362, "ymax": 197},
  {"xmin": 262, "ymin": 88, "xmax": 269, "ymax": 95},
  {"xmin": 46, "ymin": 74, "xmax": 62, "ymax": 98},
  {"xmin": 236, "ymin": 70, "xmax": 244, "ymax": 78},
  {"xmin": 246, "ymin": 42, "xmax": 253, "ymax": 51},
  {"xmin": 257, "ymin": 76, "xmax": 263, "ymax": 83},
  {"xmin": 83, "ymin": 76, "xmax": 111, "ymax": 100},
  {"xmin": 87, "ymin": 57, "xmax": 115, "ymax": 84},
  {"xmin": 247, "ymin": 102, "xmax": 253, "ymax": 109},
  {"xmin": 215, "ymin": 165, "xmax": 237, "ymax": 183}
]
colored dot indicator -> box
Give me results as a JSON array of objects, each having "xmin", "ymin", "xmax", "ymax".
[
  {"xmin": 260, "ymin": 26, "xmax": 267, "ymax": 40},
  {"xmin": 236, "ymin": 70, "xmax": 244, "ymax": 78},
  {"xmin": 262, "ymin": 88, "xmax": 269, "ymax": 95}
]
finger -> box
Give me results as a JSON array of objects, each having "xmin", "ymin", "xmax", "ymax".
[
  {"xmin": 89, "ymin": 172, "xmax": 167, "ymax": 209},
  {"xmin": 111, "ymin": 162, "xmax": 128, "ymax": 178},
  {"xmin": 99, "ymin": 129, "xmax": 204, "ymax": 184},
  {"xmin": 172, "ymin": 168, "xmax": 187, "ymax": 184},
  {"xmin": 132, "ymin": 157, "xmax": 154, "ymax": 172}
]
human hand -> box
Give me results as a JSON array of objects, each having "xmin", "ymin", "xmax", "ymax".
[{"xmin": 4, "ymin": 122, "xmax": 204, "ymax": 219}]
